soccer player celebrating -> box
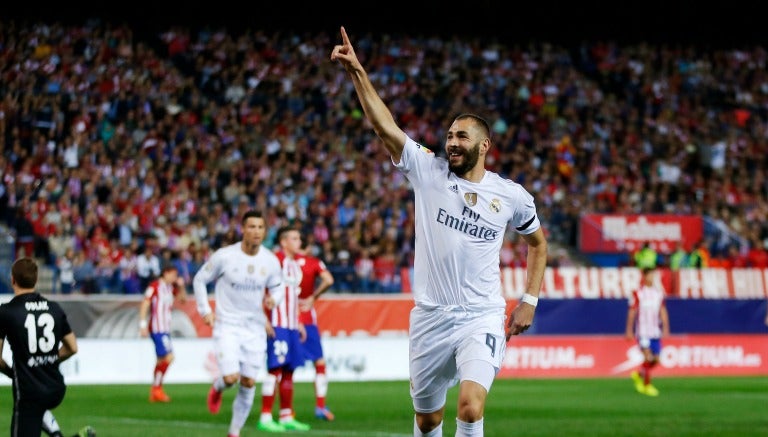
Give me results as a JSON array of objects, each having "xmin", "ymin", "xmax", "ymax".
[
  {"xmin": 193, "ymin": 210, "xmax": 284, "ymax": 437},
  {"xmin": 626, "ymin": 267, "xmax": 670, "ymax": 396},
  {"xmin": 331, "ymin": 27, "xmax": 548, "ymax": 437},
  {"xmin": 139, "ymin": 264, "xmax": 187, "ymax": 403},
  {"xmin": 258, "ymin": 225, "xmax": 312, "ymax": 432}
]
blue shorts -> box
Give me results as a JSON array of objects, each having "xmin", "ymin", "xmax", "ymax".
[
  {"xmin": 638, "ymin": 337, "xmax": 662, "ymax": 356},
  {"xmin": 151, "ymin": 332, "xmax": 172, "ymax": 358},
  {"xmin": 266, "ymin": 327, "xmax": 305, "ymax": 371},
  {"xmin": 302, "ymin": 324, "xmax": 325, "ymax": 362}
]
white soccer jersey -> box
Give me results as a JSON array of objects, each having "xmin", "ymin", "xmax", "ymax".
[
  {"xmin": 394, "ymin": 136, "xmax": 541, "ymax": 310},
  {"xmin": 629, "ymin": 285, "xmax": 665, "ymax": 339},
  {"xmin": 193, "ymin": 243, "xmax": 283, "ymax": 327}
]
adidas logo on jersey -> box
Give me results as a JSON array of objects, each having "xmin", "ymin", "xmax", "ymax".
[{"xmin": 447, "ymin": 183, "xmax": 458, "ymax": 193}]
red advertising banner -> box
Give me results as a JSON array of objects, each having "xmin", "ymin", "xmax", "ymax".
[
  {"xmin": 499, "ymin": 334, "xmax": 768, "ymax": 378},
  {"xmin": 579, "ymin": 214, "xmax": 703, "ymax": 253}
]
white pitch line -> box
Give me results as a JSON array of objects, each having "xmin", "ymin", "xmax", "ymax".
[{"xmin": 83, "ymin": 416, "xmax": 412, "ymax": 436}]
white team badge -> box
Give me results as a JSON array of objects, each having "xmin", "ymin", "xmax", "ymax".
[
  {"xmin": 464, "ymin": 192, "xmax": 477, "ymax": 207},
  {"xmin": 247, "ymin": 265, "xmax": 254, "ymax": 274},
  {"xmin": 490, "ymin": 198, "xmax": 501, "ymax": 213}
]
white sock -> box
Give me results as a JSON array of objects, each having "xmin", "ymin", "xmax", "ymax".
[
  {"xmin": 456, "ymin": 417, "xmax": 483, "ymax": 437},
  {"xmin": 261, "ymin": 373, "xmax": 277, "ymax": 396},
  {"xmin": 213, "ymin": 376, "xmax": 228, "ymax": 392},
  {"xmin": 315, "ymin": 372, "xmax": 328, "ymax": 397},
  {"xmin": 228, "ymin": 385, "xmax": 255, "ymax": 435},
  {"xmin": 41, "ymin": 410, "xmax": 60, "ymax": 433},
  {"xmin": 414, "ymin": 416, "xmax": 442, "ymax": 437}
]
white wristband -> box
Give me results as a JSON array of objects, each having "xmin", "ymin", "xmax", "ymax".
[
  {"xmin": 521, "ymin": 293, "xmax": 539, "ymax": 307},
  {"xmin": 139, "ymin": 320, "xmax": 148, "ymax": 329}
]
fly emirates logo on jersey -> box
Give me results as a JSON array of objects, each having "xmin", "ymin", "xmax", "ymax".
[
  {"xmin": 230, "ymin": 278, "xmax": 263, "ymax": 293},
  {"xmin": 436, "ymin": 206, "xmax": 500, "ymax": 241}
]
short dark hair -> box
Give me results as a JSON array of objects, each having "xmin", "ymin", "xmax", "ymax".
[
  {"xmin": 242, "ymin": 210, "xmax": 264, "ymax": 224},
  {"xmin": 641, "ymin": 267, "xmax": 655, "ymax": 275},
  {"xmin": 161, "ymin": 264, "xmax": 178, "ymax": 274},
  {"xmin": 11, "ymin": 257, "xmax": 38, "ymax": 289},
  {"xmin": 277, "ymin": 225, "xmax": 299, "ymax": 242},
  {"xmin": 455, "ymin": 113, "xmax": 491, "ymax": 141}
]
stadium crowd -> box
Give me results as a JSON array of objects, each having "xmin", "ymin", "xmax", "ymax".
[{"xmin": 1, "ymin": 19, "xmax": 768, "ymax": 294}]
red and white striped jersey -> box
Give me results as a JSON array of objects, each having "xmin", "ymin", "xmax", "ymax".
[
  {"xmin": 144, "ymin": 279, "xmax": 178, "ymax": 334},
  {"xmin": 628, "ymin": 285, "xmax": 665, "ymax": 339},
  {"xmin": 296, "ymin": 253, "xmax": 329, "ymax": 325},
  {"xmin": 272, "ymin": 252, "xmax": 302, "ymax": 329}
]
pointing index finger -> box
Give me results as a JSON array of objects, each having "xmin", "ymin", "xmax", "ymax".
[{"xmin": 340, "ymin": 26, "xmax": 350, "ymax": 45}]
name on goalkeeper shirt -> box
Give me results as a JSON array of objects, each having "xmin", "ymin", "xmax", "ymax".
[{"xmin": 436, "ymin": 207, "xmax": 499, "ymax": 241}]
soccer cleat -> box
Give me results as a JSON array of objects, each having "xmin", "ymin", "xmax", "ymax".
[
  {"xmin": 74, "ymin": 425, "xmax": 96, "ymax": 437},
  {"xmin": 256, "ymin": 419, "xmax": 286, "ymax": 432},
  {"xmin": 207, "ymin": 386, "xmax": 222, "ymax": 414},
  {"xmin": 643, "ymin": 384, "xmax": 659, "ymax": 397},
  {"xmin": 630, "ymin": 371, "xmax": 644, "ymax": 394},
  {"xmin": 149, "ymin": 387, "xmax": 171, "ymax": 403},
  {"xmin": 315, "ymin": 406, "xmax": 335, "ymax": 421},
  {"xmin": 280, "ymin": 418, "xmax": 311, "ymax": 431}
]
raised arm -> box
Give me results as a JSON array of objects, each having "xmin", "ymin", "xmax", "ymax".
[{"xmin": 331, "ymin": 26, "xmax": 407, "ymax": 163}]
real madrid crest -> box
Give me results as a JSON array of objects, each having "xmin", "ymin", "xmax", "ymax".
[
  {"xmin": 489, "ymin": 198, "xmax": 501, "ymax": 213},
  {"xmin": 464, "ymin": 192, "xmax": 477, "ymax": 207},
  {"xmin": 247, "ymin": 264, "xmax": 254, "ymax": 274}
]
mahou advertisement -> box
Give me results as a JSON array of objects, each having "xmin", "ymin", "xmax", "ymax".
[{"xmin": 579, "ymin": 214, "xmax": 703, "ymax": 253}]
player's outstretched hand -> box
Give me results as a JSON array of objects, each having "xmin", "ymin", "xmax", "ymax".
[{"xmin": 331, "ymin": 26, "xmax": 361, "ymax": 72}]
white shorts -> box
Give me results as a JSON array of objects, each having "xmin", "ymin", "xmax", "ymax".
[
  {"xmin": 213, "ymin": 322, "xmax": 267, "ymax": 379},
  {"xmin": 409, "ymin": 306, "xmax": 506, "ymax": 413}
]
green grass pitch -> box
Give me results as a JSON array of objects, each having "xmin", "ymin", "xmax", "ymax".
[{"xmin": 0, "ymin": 376, "xmax": 766, "ymax": 436}]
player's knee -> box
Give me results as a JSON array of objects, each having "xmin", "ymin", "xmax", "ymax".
[
  {"xmin": 222, "ymin": 374, "xmax": 240, "ymax": 386},
  {"xmin": 416, "ymin": 410, "xmax": 444, "ymax": 432},
  {"xmin": 240, "ymin": 376, "xmax": 256, "ymax": 388},
  {"xmin": 456, "ymin": 401, "xmax": 484, "ymax": 422}
]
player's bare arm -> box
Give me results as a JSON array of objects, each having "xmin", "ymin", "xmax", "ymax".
[
  {"xmin": 300, "ymin": 270, "xmax": 335, "ymax": 311},
  {"xmin": 331, "ymin": 26, "xmax": 406, "ymax": 162},
  {"xmin": 625, "ymin": 308, "xmax": 637, "ymax": 340},
  {"xmin": 138, "ymin": 298, "xmax": 151, "ymax": 337},
  {"xmin": 506, "ymin": 227, "xmax": 547, "ymax": 339},
  {"xmin": 660, "ymin": 306, "xmax": 670, "ymax": 337},
  {"xmin": 58, "ymin": 332, "xmax": 78, "ymax": 363}
]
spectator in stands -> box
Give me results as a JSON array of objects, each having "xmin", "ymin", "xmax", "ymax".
[
  {"xmin": 688, "ymin": 240, "xmax": 710, "ymax": 269},
  {"xmin": 633, "ymin": 241, "xmax": 658, "ymax": 269},
  {"xmin": 329, "ymin": 250, "xmax": 356, "ymax": 292},
  {"xmin": 56, "ymin": 247, "xmax": 76, "ymax": 294},
  {"xmin": 746, "ymin": 237, "xmax": 768, "ymax": 268},
  {"xmin": 354, "ymin": 248, "xmax": 376, "ymax": 293},
  {"xmin": 72, "ymin": 250, "xmax": 96, "ymax": 294},
  {"xmin": 668, "ymin": 242, "xmax": 688, "ymax": 271},
  {"xmin": 136, "ymin": 243, "xmax": 161, "ymax": 292},
  {"xmin": 119, "ymin": 245, "xmax": 141, "ymax": 294}
]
